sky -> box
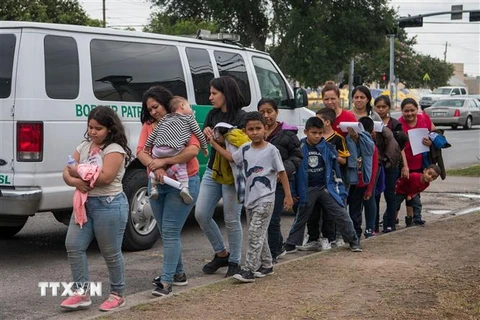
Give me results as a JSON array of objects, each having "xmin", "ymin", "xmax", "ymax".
[{"xmin": 80, "ymin": 0, "xmax": 480, "ymax": 76}]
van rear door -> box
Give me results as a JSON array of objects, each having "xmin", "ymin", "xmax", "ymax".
[{"xmin": 0, "ymin": 31, "xmax": 18, "ymax": 188}]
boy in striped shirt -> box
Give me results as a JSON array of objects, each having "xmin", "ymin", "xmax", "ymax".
[{"xmin": 144, "ymin": 96, "xmax": 208, "ymax": 203}]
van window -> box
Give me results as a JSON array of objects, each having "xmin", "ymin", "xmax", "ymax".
[
  {"xmin": 452, "ymin": 88, "xmax": 460, "ymax": 95},
  {"xmin": 186, "ymin": 48, "xmax": 214, "ymax": 105},
  {"xmin": 91, "ymin": 40, "xmax": 186, "ymax": 101},
  {"xmin": 44, "ymin": 36, "xmax": 79, "ymax": 99},
  {"xmin": 461, "ymin": 88, "xmax": 466, "ymax": 95},
  {"xmin": 252, "ymin": 56, "xmax": 289, "ymax": 108},
  {"xmin": 0, "ymin": 34, "xmax": 16, "ymax": 99},
  {"xmin": 214, "ymin": 51, "xmax": 251, "ymax": 105}
]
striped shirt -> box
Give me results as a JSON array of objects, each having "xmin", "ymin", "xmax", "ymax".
[{"xmin": 145, "ymin": 113, "xmax": 208, "ymax": 151}]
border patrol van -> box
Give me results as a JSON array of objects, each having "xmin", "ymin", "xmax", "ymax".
[{"xmin": 0, "ymin": 21, "xmax": 313, "ymax": 250}]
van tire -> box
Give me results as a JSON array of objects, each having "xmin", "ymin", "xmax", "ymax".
[
  {"xmin": 0, "ymin": 217, "xmax": 28, "ymax": 239},
  {"xmin": 122, "ymin": 169, "xmax": 159, "ymax": 251}
]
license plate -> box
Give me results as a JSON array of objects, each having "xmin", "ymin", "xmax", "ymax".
[{"xmin": 433, "ymin": 112, "xmax": 447, "ymax": 117}]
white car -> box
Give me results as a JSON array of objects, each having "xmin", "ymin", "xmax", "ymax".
[{"xmin": 419, "ymin": 86, "xmax": 468, "ymax": 110}]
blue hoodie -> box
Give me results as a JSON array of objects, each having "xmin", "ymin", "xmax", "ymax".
[{"xmin": 296, "ymin": 138, "xmax": 348, "ymax": 207}]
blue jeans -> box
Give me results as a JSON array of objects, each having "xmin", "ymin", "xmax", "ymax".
[
  {"xmin": 194, "ymin": 167, "xmax": 243, "ymax": 264},
  {"xmin": 379, "ymin": 166, "xmax": 399, "ymax": 230},
  {"xmin": 65, "ymin": 192, "xmax": 128, "ymax": 295},
  {"xmin": 150, "ymin": 174, "xmax": 200, "ymax": 284},
  {"xmin": 347, "ymin": 185, "xmax": 377, "ymax": 237}
]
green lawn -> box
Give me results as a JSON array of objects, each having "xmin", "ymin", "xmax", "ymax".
[{"xmin": 446, "ymin": 164, "xmax": 480, "ymax": 177}]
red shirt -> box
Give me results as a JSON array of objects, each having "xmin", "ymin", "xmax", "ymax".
[
  {"xmin": 332, "ymin": 109, "xmax": 358, "ymax": 137},
  {"xmin": 398, "ymin": 113, "xmax": 433, "ymax": 171},
  {"xmin": 395, "ymin": 172, "xmax": 430, "ymax": 198}
]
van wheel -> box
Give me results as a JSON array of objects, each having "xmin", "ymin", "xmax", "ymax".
[
  {"xmin": 0, "ymin": 217, "xmax": 28, "ymax": 239},
  {"xmin": 122, "ymin": 169, "xmax": 159, "ymax": 251},
  {"xmin": 52, "ymin": 210, "xmax": 72, "ymax": 226}
]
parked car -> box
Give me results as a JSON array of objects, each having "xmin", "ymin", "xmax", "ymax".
[
  {"xmin": 423, "ymin": 97, "xmax": 480, "ymax": 130},
  {"xmin": 419, "ymin": 86, "xmax": 468, "ymax": 110}
]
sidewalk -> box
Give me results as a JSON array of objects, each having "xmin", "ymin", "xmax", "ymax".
[{"xmin": 86, "ymin": 175, "xmax": 480, "ymax": 320}]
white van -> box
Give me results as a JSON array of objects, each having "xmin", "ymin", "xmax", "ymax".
[{"xmin": 0, "ymin": 21, "xmax": 313, "ymax": 250}]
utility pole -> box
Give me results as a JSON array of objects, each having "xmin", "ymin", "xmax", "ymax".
[
  {"xmin": 348, "ymin": 58, "xmax": 354, "ymax": 110},
  {"xmin": 443, "ymin": 41, "xmax": 449, "ymax": 61},
  {"xmin": 388, "ymin": 34, "xmax": 395, "ymax": 108},
  {"xmin": 102, "ymin": 0, "xmax": 106, "ymax": 28}
]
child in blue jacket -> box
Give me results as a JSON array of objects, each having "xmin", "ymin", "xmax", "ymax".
[{"xmin": 283, "ymin": 117, "xmax": 362, "ymax": 253}]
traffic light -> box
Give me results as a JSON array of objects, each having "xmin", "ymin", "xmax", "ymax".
[
  {"xmin": 470, "ymin": 10, "xmax": 480, "ymax": 22},
  {"xmin": 399, "ymin": 17, "xmax": 423, "ymax": 28}
]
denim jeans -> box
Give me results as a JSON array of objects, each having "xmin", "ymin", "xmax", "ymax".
[
  {"xmin": 150, "ymin": 175, "xmax": 200, "ymax": 284},
  {"xmin": 378, "ymin": 166, "xmax": 399, "ymax": 230},
  {"xmin": 286, "ymin": 186, "xmax": 357, "ymax": 246},
  {"xmin": 65, "ymin": 192, "xmax": 128, "ymax": 295},
  {"xmin": 267, "ymin": 184, "xmax": 285, "ymax": 259},
  {"xmin": 194, "ymin": 167, "xmax": 243, "ymax": 264},
  {"xmin": 347, "ymin": 185, "xmax": 377, "ymax": 238}
]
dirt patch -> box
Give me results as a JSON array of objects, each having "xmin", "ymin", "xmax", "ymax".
[{"xmin": 106, "ymin": 213, "xmax": 480, "ymax": 320}]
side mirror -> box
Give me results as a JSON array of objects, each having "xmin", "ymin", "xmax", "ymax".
[
  {"xmin": 451, "ymin": 92, "xmax": 457, "ymax": 95},
  {"xmin": 294, "ymin": 87, "xmax": 308, "ymax": 107}
]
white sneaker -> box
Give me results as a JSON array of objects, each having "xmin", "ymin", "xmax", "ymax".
[
  {"xmin": 297, "ymin": 241, "xmax": 319, "ymax": 251},
  {"xmin": 179, "ymin": 187, "xmax": 193, "ymax": 204},
  {"xmin": 335, "ymin": 238, "xmax": 346, "ymax": 247},
  {"xmin": 319, "ymin": 238, "xmax": 332, "ymax": 251}
]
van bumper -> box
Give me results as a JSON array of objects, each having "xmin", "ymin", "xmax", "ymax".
[{"xmin": 0, "ymin": 187, "xmax": 42, "ymax": 216}]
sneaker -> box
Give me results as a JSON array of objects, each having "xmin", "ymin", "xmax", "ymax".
[
  {"xmin": 405, "ymin": 216, "xmax": 413, "ymax": 227},
  {"xmin": 276, "ymin": 248, "xmax": 287, "ymax": 260},
  {"xmin": 60, "ymin": 292, "xmax": 92, "ymax": 309},
  {"xmin": 319, "ymin": 238, "xmax": 332, "ymax": 251},
  {"xmin": 172, "ymin": 273, "xmax": 188, "ymax": 286},
  {"xmin": 233, "ymin": 270, "xmax": 255, "ymax": 283},
  {"xmin": 364, "ymin": 229, "xmax": 374, "ymax": 238},
  {"xmin": 99, "ymin": 293, "xmax": 125, "ymax": 312},
  {"xmin": 225, "ymin": 262, "xmax": 241, "ymax": 278},
  {"xmin": 414, "ymin": 219, "xmax": 426, "ymax": 226},
  {"xmin": 297, "ymin": 241, "xmax": 319, "ymax": 251},
  {"xmin": 382, "ymin": 227, "xmax": 393, "ymax": 233},
  {"xmin": 149, "ymin": 187, "xmax": 159, "ymax": 200},
  {"xmin": 335, "ymin": 238, "xmax": 346, "ymax": 247},
  {"xmin": 254, "ymin": 266, "xmax": 274, "ymax": 278},
  {"xmin": 349, "ymin": 238, "xmax": 363, "ymax": 252},
  {"xmin": 152, "ymin": 283, "xmax": 172, "ymax": 297},
  {"xmin": 202, "ymin": 253, "xmax": 229, "ymax": 274},
  {"xmin": 283, "ymin": 243, "xmax": 297, "ymax": 254},
  {"xmin": 179, "ymin": 187, "xmax": 193, "ymax": 204}
]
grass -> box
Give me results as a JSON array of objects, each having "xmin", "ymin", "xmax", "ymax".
[{"xmin": 446, "ymin": 164, "xmax": 480, "ymax": 177}]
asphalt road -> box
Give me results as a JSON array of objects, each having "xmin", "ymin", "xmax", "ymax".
[{"xmin": 0, "ymin": 127, "xmax": 478, "ymax": 320}]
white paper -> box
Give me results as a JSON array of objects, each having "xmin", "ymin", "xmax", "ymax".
[
  {"xmin": 149, "ymin": 172, "xmax": 182, "ymax": 190},
  {"xmin": 408, "ymin": 128, "xmax": 430, "ymax": 156},
  {"xmin": 373, "ymin": 121, "xmax": 384, "ymax": 132},
  {"xmin": 214, "ymin": 122, "xmax": 233, "ymax": 129},
  {"xmin": 339, "ymin": 122, "xmax": 364, "ymax": 133}
]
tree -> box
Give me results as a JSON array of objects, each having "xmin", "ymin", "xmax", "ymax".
[
  {"xmin": 148, "ymin": 0, "xmax": 269, "ymax": 50},
  {"xmin": 0, "ymin": 0, "xmax": 102, "ymax": 26},
  {"xmin": 144, "ymin": 13, "xmax": 219, "ymax": 35},
  {"xmin": 270, "ymin": 0, "xmax": 397, "ymax": 87},
  {"xmin": 354, "ymin": 32, "xmax": 454, "ymax": 89}
]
